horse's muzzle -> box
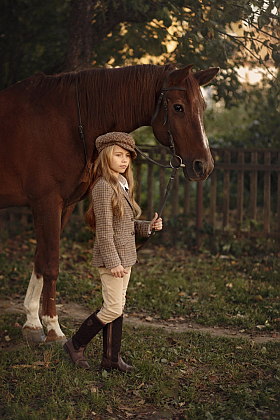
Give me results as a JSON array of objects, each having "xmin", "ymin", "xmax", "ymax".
[{"xmin": 183, "ymin": 158, "xmax": 214, "ymax": 181}]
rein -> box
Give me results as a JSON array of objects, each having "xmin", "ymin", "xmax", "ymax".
[{"xmin": 136, "ymin": 70, "xmax": 187, "ymax": 251}]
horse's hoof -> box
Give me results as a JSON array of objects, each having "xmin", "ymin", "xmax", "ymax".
[
  {"xmin": 44, "ymin": 330, "xmax": 67, "ymax": 346},
  {"xmin": 44, "ymin": 337, "xmax": 67, "ymax": 346},
  {"xmin": 22, "ymin": 327, "xmax": 46, "ymax": 343}
]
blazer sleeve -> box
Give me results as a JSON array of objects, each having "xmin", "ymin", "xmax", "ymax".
[
  {"xmin": 134, "ymin": 219, "xmax": 151, "ymax": 237},
  {"xmin": 92, "ymin": 181, "xmax": 122, "ymax": 269}
]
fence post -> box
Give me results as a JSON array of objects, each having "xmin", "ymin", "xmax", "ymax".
[
  {"xmin": 264, "ymin": 151, "xmax": 271, "ymax": 234},
  {"xmin": 237, "ymin": 151, "xmax": 245, "ymax": 234},
  {"xmin": 277, "ymin": 151, "xmax": 280, "ymax": 241},
  {"xmin": 210, "ymin": 168, "xmax": 217, "ymax": 229},
  {"xmin": 223, "ymin": 151, "xmax": 231, "ymax": 228},
  {"xmin": 249, "ymin": 151, "xmax": 258, "ymax": 220},
  {"xmin": 172, "ymin": 171, "xmax": 179, "ymax": 217},
  {"xmin": 184, "ymin": 180, "xmax": 190, "ymax": 215}
]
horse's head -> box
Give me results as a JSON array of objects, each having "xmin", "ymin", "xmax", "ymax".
[{"xmin": 152, "ymin": 65, "xmax": 219, "ymax": 181}]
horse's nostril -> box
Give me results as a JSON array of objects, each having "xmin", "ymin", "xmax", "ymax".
[{"xmin": 194, "ymin": 160, "xmax": 204, "ymax": 176}]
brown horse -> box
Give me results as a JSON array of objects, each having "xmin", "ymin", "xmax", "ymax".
[{"xmin": 0, "ymin": 63, "xmax": 219, "ymax": 343}]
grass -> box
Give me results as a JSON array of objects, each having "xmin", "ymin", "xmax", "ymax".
[
  {"xmin": 1, "ymin": 313, "xmax": 280, "ymax": 420},
  {"xmin": 0, "ymin": 222, "xmax": 280, "ymax": 419},
  {"xmin": 130, "ymin": 248, "xmax": 280, "ymax": 332},
  {"xmin": 1, "ymin": 223, "xmax": 279, "ymax": 333}
]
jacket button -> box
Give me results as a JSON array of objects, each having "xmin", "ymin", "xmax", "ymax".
[
  {"xmin": 131, "ymin": 218, "xmax": 134, "ymax": 221},
  {"xmin": 131, "ymin": 231, "xmax": 135, "ymax": 235}
]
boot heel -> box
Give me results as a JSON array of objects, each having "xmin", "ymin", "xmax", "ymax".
[{"xmin": 63, "ymin": 338, "xmax": 90, "ymax": 369}]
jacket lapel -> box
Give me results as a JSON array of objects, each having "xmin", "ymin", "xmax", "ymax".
[{"xmin": 121, "ymin": 188, "xmax": 134, "ymax": 210}]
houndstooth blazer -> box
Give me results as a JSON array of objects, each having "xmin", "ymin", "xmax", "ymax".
[{"xmin": 91, "ymin": 176, "xmax": 150, "ymax": 269}]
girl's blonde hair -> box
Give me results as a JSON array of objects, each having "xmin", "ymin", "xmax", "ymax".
[{"xmin": 85, "ymin": 145, "xmax": 141, "ymax": 230}]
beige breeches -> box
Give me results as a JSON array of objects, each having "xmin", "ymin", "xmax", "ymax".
[{"xmin": 96, "ymin": 267, "xmax": 131, "ymax": 324}]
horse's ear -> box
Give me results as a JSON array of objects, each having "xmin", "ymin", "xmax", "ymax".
[
  {"xmin": 193, "ymin": 67, "xmax": 220, "ymax": 86},
  {"xmin": 168, "ymin": 64, "xmax": 194, "ymax": 85}
]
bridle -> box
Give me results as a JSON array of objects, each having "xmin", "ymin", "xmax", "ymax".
[
  {"xmin": 135, "ymin": 69, "xmax": 186, "ymax": 171},
  {"xmin": 136, "ymin": 70, "xmax": 189, "ymax": 250}
]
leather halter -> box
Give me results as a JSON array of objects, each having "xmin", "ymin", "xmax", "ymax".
[{"xmin": 151, "ymin": 69, "xmax": 186, "ymax": 169}]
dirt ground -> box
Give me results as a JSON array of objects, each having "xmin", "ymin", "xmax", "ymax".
[{"xmin": 1, "ymin": 298, "xmax": 279, "ymax": 348}]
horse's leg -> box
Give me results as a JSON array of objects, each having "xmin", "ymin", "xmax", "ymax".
[
  {"xmin": 22, "ymin": 269, "xmax": 45, "ymax": 342},
  {"xmin": 41, "ymin": 204, "xmax": 76, "ymax": 343},
  {"xmin": 22, "ymin": 200, "xmax": 75, "ymax": 343}
]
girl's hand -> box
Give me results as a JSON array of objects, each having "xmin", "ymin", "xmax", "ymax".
[
  {"xmin": 111, "ymin": 265, "xmax": 128, "ymax": 278},
  {"xmin": 150, "ymin": 212, "xmax": 163, "ymax": 232}
]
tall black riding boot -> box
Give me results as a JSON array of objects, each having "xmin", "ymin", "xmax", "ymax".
[
  {"xmin": 63, "ymin": 311, "xmax": 105, "ymax": 369},
  {"xmin": 101, "ymin": 315, "xmax": 134, "ymax": 373}
]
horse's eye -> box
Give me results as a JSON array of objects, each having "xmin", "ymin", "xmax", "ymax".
[{"xmin": 173, "ymin": 104, "xmax": 184, "ymax": 113}]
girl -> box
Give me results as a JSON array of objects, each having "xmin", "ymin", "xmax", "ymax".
[{"xmin": 64, "ymin": 132, "xmax": 162, "ymax": 372}]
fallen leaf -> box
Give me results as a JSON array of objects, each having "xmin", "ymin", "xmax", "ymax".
[{"xmin": 107, "ymin": 405, "xmax": 113, "ymax": 414}]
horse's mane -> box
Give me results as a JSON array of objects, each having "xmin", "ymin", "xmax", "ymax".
[
  {"xmin": 33, "ymin": 64, "xmax": 174, "ymax": 130},
  {"xmin": 32, "ymin": 64, "xmax": 204, "ymax": 129}
]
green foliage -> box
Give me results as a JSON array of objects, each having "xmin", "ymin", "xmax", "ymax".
[
  {"xmin": 0, "ymin": 0, "xmax": 69, "ymax": 89},
  {"xmin": 204, "ymin": 70, "xmax": 280, "ymax": 147},
  {"xmin": 244, "ymin": 71, "xmax": 280, "ymax": 147},
  {"xmin": 1, "ymin": 0, "xmax": 279, "ymax": 108}
]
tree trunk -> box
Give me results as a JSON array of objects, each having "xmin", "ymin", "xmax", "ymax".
[{"xmin": 65, "ymin": 0, "xmax": 94, "ymax": 72}]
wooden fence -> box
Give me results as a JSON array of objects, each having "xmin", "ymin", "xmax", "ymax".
[
  {"xmin": 134, "ymin": 146, "xmax": 280, "ymax": 246},
  {"xmin": 1, "ymin": 147, "xmax": 280, "ymax": 246}
]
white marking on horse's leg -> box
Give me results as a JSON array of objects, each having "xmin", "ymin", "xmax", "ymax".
[
  {"xmin": 42, "ymin": 315, "xmax": 65, "ymax": 341},
  {"xmin": 23, "ymin": 269, "xmax": 43, "ymax": 330}
]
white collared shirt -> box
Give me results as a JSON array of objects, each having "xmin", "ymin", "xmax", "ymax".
[{"xmin": 118, "ymin": 175, "xmax": 129, "ymax": 192}]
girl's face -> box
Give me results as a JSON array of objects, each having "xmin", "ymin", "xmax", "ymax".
[{"xmin": 110, "ymin": 145, "xmax": 131, "ymax": 177}]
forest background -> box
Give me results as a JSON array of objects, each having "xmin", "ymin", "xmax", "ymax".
[{"xmin": 1, "ymin": 0, "xmax": 280, "ymax": 148}]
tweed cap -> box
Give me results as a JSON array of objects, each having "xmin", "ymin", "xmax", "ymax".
[{"xmin": 96, "ymin": 132, "xmax": 137, "ymax": 159}]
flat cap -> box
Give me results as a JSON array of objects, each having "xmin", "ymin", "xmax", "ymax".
[{"xmin": 95, "ymin": 132, "xmax": 137, "ymax": 160}]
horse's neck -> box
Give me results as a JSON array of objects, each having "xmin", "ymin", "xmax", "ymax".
[{"xmin": 86, "ymin": 66, "xmax": 164, "ymax": 134}]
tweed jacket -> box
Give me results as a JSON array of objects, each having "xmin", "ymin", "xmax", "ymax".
[{"xmin": 91, "ymin": 176, "xmax": 150, "ymax": 269}]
